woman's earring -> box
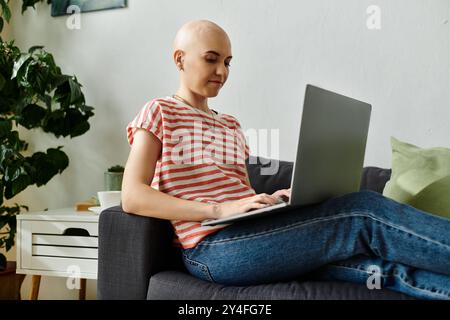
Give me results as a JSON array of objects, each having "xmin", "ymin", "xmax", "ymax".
[{"xmin": 177, "ymin": 63, "xmax": 183, "ymax": 71}]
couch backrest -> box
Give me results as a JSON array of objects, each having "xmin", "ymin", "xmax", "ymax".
[{"xmin": 246, "ymin": 156, "xmax": 391, "ymax": 194}]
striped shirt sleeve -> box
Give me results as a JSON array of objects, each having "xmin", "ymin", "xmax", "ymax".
[{"xmin": 126, "ymin": 99, "xmax": 163, "ymax": 146}]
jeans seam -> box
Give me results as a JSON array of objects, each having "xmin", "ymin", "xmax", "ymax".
[
  {"xmin": 327, "ymin": 264, "xmax": 450, "ymax": 299},
  {"xmin": 199, "ymin": 211, "xmax": 450, "ymax": 250},
  {"xmin": 182, "ymin": 254, "xmax": 215, "ymax": 283}
]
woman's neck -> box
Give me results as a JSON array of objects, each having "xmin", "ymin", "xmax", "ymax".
[{"xmin": 174, "ymin": 89, "xmax": 210, "ymax": 114}]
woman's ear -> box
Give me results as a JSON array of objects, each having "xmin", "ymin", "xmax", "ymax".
[{"xmin": 174, "ymin": 50, "xmax": 184, "ymax": 71}]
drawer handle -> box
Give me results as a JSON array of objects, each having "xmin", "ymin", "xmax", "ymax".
[{"xmin": 62, "ymin": 228, "xmax": 91, "ymax": 237}]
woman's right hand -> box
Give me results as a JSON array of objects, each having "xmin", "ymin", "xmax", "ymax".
[{"xmin": 212, "ymin": 193, "xmax": 279, "ymax": 219}]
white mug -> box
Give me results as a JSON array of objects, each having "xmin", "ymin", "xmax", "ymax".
[{"xmin": 97, "ymin": 191, "xmax": 121, "ymax": 210}]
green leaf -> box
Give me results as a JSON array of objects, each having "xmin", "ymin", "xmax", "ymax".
[
  {"xmin": 0, "ymin": 118, "xmax": 12, "ymax": 138},
  {"xmin": 32, "ymin": 63, "xmax": 50, "ymax": 93},
  {"xmin": 21, "ymin": 0, "xmax": 42, "ymax": 14},
  {"xmin": 70, "ymin": 120, "xmax": 89, "ymax": 138},
  {"xmin": 0, "ymin": 212, "xmax": 7, "ymax": 230},
  {"xmin": 15, "ymin": 97, "xmax": 33, "ymax": 114},
  {"xmin": 5, "ymin": 225, "xmax": 16, "ymax": 251},
  {"xmin": 3, "ymin": 163, "xmax": 31, "ymax": 198},
  {"xmin": 108, "ymin": 165, "xmax": 125, "ymax": 173},
  {"xmin": 28, "ymin": 45, "xmax": 44, "ymax": 54},
  {"xmin": 53, "ymin": 74, "xmax": 68, "ymax": 87},
  {"xmin": 16, "ymin": 58, "xmax": 50, "ymax": 93},
  {"xmin": 5, "ymin": 131, "xmax": 28, "ymax": 153},
  {"xmin": 79, "ymin": 104, "xmax": 95, "ymax": 115},
  {"xmin": 68, "ymin": 77, "xmax": 84, "ymax": 104},
  {"xmin": 53, "ymin": 77, "xmax": 71, "ymax": 108},
  {"xmin": 4, "ymin": 161, "xmax": 25, "ymax": 182},
  {"xmin": 43, "ymin": 109, "xmax": 65, "ymax": 137},
  {"xmin": 16, "ymin": 103, "xmax": 47, "ymax": 129},
  {"xmin": 0, "ymin": 0, "xmax": 11, "ymax": 23},
  {"xmin": 29, "ymin": 151, "xmax": 58, "ymax": 186},
  {"xmin": 38, "ymin": 94, "xmax": 52, "ymax": 108},
  {"xmin": 0, "ymin": 71, "xmax": 5, "ymax": 90},
  {"xmin": 11, "ymin": 53, "xmax": 31, "ymax": 79},
  {"xmin": 0, "ymin": 145, "xmax": 14, "ymax": 170},
  {"xmin": 37, "ymin": 50, "xmax": 57, "ymax": 71},
  {"xmin": 66, "ymin": 108, "xmax": 89, "ymax": 137},
  {"xmin": 47, "ymin": 147, "xmax": 69, "ymax": 173}
]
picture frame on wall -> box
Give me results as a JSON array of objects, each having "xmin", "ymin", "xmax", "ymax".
[{"xmin": 51, "ymin": 0, "xmax": 127, "ymax": 17}]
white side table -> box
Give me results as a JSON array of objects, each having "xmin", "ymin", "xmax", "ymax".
[{"xmin": 16, "ymin": 208, "xmax": 99, "ymax": 300}]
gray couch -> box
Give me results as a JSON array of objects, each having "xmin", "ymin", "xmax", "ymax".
[{"xmin": 97, "ymin": 156, "xmax": 414, "ymax": 300}]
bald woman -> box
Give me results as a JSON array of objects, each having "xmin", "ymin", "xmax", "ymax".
[{"xmin": 121, "ymin": 20, "xmax": 450, "ymax": 299}]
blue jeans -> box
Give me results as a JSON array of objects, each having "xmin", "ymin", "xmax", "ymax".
[{"xmin": 182, "ymin": 190, "xmax": 450, "ymax": 300}]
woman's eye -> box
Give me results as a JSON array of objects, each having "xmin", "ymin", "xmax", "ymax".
[{"xmin": 206, "ymin": 58, "xmax": 231, "ymax": 67}]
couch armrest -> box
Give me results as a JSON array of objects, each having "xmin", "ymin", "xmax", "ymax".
[{"xmin": 97, "ymin": 205, "xmax": 177, "ymax": 300}]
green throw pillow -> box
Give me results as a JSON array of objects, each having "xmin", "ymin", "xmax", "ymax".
[{"xmin": 383, "ymin": 137, "xmax": 450, "ymax": 219}]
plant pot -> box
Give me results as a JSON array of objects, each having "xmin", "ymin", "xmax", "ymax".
[
  {"xmin": 0, "ymin": 261, "xmax": 25, "ymax": 300},
  {"xmin": 104, "ymin": 172, "xmax": 123, "ymax": 191}
]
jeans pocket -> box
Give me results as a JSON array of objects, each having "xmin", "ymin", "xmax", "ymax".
[{"xmin": 182, "ymin": 253, "xmax": 215, "ymax": 283}]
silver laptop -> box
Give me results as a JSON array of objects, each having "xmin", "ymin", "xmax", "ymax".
[{"xmin": 202, "ymin": 84, "xmax": 372, "ymax": 226}]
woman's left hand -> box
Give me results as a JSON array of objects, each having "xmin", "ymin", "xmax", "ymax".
[{"xmin": 271, "ymin": 188, "xmax": 291, "ymax": 201}]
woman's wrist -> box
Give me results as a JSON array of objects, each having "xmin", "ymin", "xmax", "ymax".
[{"xmin": 208, "ymin": 203, "xmax": 221, "ymax": 219}]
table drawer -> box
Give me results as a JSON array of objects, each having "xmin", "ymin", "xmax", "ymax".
[
  {"xmin": 29, "ymin": 220, "xmax": 98, "ymax": 237},
  {"xmin": 32, "ymin": 246, "xmax": 98, "ymax": 259},
  {"xmin": 19, "ymin": 219, "xmax": 99, "ymax": 277},
  {"xmin": 32, "ymin": 234, "xmax": 98, "ymax": 247},
  {"xmin": 28, "ymin": 256, "xmax": 97, "ymax": 277}
]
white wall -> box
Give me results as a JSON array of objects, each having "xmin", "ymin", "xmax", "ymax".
[{"xmin": 4, "ymin": 0, "xmax": 450, "ymax": 299}]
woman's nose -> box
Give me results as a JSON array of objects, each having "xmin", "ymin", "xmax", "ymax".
[{"xmin": 216, "ymin": 63, "xmax": 228, "ymax": 77}]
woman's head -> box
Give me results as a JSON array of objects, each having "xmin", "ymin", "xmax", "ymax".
[{"xmin": 173, "ymin": 20, "xmax": 232, "ymax": 99}]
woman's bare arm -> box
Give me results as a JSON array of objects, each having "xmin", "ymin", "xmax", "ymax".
[{"xmin": 121, "ymin": 129, "xmax": 215, "ymax": 221}]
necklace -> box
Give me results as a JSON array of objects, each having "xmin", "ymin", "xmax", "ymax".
[{"xmin": 172, "ymin": 94, "xmax": 217, "ymax": 130}]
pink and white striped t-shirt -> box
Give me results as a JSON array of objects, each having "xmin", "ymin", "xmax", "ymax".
[{"xmin": 126, "ymin": 96, "xmax": 256, "ymax": 249}]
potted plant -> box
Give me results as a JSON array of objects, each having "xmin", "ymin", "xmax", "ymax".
[
  {"xmin": 104, "ymin": 165, "xmax": 124, "ymax": 191},
  {"xmin": 0, "ymin": 0, "xmax": 94, "ymax": 289}
]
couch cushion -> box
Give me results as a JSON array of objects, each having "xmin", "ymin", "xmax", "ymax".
[
  {"xmin": 383, "ymin": 136, "xmax": 450, "ymax": 219},
  {"xmin": 147, "ymin": 270, "xmax": 413, "ymax": 300},
  {"xmin": 246, "ymin": 156, "xmax": 293, "ymax": 194}
]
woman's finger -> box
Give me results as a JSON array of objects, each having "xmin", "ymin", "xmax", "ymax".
[
  {"xmin": 245, "ymin": 202, "xmax": 269, "ymax": 212},
  {"xmin": 257, "ymin": 193, "xmax": 277, "ymax": 203},
  {"xmin": 272, "ymin": 189, "xmax": 290, "ymax": 199},
  {"xmin": 271, "ymin": 190, "xmax": 284, "ymax": 198}
]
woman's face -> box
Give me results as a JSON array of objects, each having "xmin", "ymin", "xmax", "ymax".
[{"xmin": 179, "ymin": 33, "xmax": 232, "ymax": 98}]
